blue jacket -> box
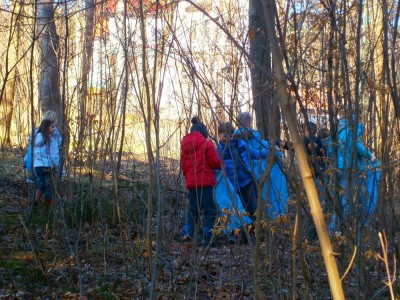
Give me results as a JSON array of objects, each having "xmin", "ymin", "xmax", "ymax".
[
  {"xmin": 232, "ymin": 127, "xmax": 289, "ymax": 217},
  {"xmin": 234, "ymin": 128, "xmax": 282, "ymax": 158},
  {"xmin": 234, "ymin": 128, "xmax": 269, "ymax": 150},
  {"xmin": 337, "ymin": 118, "xmax": 373, "ymax": 170},
  {"xmin": 217, "ymin": 138, "xmax": 268, "ymax": 190}
]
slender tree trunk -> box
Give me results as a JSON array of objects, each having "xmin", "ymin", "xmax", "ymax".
[
  {"xmin": 78, "ymin": 0, "xmax": 95, "ymax": 154},
  {"xmin": 59, "ymin": 0, "xmax": 71, "ymax": 178},
  {"xmin": 0, "ymin": 2, "xmax": 22, "ymax": 147},
  {"xmin": 385, "ymin": 0, "xmax": 400, "ymax": 118},
  {"xmin": 261, "ymin": 0, "xmax": 345, "ymax": 298},
  {"xmin": 137, "ymin": 0, "xmax": 156, "ymax": 278},
  {"xmin": 326, "ymin": 0, "xmax": 342, "ymax": 235}
]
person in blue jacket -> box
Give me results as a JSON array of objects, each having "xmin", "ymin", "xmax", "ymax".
[
  {"xmin": 356, "ymin": 122, "xmax": 381, "ymax": 224},
  {"xmin": 335, "ymin": 112, "xmax": 380, "ymax": 228},
  {"xmin": 234, "ymin": 112, "xmax": 289, "ymax": 218},
  {"xmin": 217, "ymin": 121, "xmax": 268, "ymax": 222}
]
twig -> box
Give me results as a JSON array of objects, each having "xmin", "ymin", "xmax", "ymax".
[
  {"xmin": 377, "ymin": 232, "xmax": 397, "ymax": 300},
  {"xmin": 341, "ymin": 246, "xmax": 357, "ymax": 280}
]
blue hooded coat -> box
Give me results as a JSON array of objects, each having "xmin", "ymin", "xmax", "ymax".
[
  {"xmin": 356, "ymin": 123, "xmax": 381, "ymax": 222},
  {"xmin": 337, "ymin": 118, "xmax": 373, "ymax": 170},
  {"xmin": 335, "ymin": 118, "xmax": 381, "ymax": 225}
]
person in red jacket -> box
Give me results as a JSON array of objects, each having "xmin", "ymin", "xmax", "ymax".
[{"xmin": 181, "ymin": 117, "xmax": 221, "ymax": 244}]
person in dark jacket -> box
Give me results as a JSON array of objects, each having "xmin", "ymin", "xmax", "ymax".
[
  {"xmin": 217, "ymin": 122, "xmax": 268, "ymax": 222},
  {"xmin": 180, "ymin": 117, "xmax": 221, "ymax": 243},
  {"xmin": 301, "ymin": 121, "xmax": 326, "ymax": 178}
]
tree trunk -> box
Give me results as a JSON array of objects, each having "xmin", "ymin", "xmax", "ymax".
[
  {"xmin": 78, "ymin": 0, "xmax": 95, "ymax": 152},
  {"xmin": 249, "ymin": 0, "xmax": 278, "ymax": 140},
  {"xmin": 37, "ymin": 0, "xmax": 61, "ymax": 116}
]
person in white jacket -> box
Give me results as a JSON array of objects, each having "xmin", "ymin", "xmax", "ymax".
[
  {"xmin": 34, "ymin": 119, "xmax": 60, "ymax": 208},
  {"xmin": 24, "ymin": 110, "xmax": 62, "ymax": 182}
]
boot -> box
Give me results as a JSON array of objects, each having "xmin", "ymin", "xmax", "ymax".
[
  {"xmin": 34, "ymin": 190, "xmax": 43, "ymax": 208},
  {"xmin": 35, "ymin": 190, "xmax": 43, "ymax": 201},
  {"xmin": 44, "ymin": 197, "xmax": 52, "ymax": 208}
]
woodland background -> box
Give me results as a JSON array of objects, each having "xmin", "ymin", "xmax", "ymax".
[{"xmin": 0, "ymin": 0, "xmax": 400, "ymax": 298}]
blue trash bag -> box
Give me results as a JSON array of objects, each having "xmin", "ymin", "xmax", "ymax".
[
  {"xmin": 252, "ymin": 159, "xmax": 289, "ymax": 218},
  {"xmin": 330, "ymin": 160, "xmax": 381, "ymax": 231},
  {"xmin": 362, "ymin": 160, "xmax": 381, "ymax": 224},
  {"xmin": 214, "ymin": 171, "xmax": 253, "ymax": 235}
]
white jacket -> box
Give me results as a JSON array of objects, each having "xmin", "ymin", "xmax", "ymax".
[{"xmin": 33, "ymin": 132, "xmax": 60, "ymax": 168}]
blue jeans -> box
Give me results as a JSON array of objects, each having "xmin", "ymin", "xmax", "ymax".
[
  {"xmin": 184, "ymin": 186, "xmax": 217, "ymax": 239},
  {"xmin": 34, "ymin": 167, "xmax": 54, "ymax": 199},
  {"xmin": 239, "ymin": 181, "xmax": 258, "ymax": 222}
]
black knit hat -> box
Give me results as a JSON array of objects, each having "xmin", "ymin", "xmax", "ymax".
[
  {"xmin": 307, "ymin": 122, "xmax": 318, "ymax": 135},
  {"xmin": 190, "ymin": 117, "xmax": 209, "ymax": 138},
  {"xmin": 237, "ymin": 112, "xmax": 252, "ymax": 127}
]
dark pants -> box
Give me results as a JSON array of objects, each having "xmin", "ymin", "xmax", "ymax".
[
  {"xmin": 185, "ymin": 186, "xmax": 217, "ymax": 239},
  {"xmin": 34, "ymin": 167, "xmax": 54, "ymax": 199},
  {"xmin": 239, "ymin": 181, "xmax": 258, "ymax": 222}
]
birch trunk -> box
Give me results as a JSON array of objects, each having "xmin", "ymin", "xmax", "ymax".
[{"xmin": 261, "ymin": 0, "xmax": 345, "ymax": 298}]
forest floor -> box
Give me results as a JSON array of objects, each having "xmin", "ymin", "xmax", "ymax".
[{"xmin": 0, "ymin": 147, "xmax": 395, "ymax": 299}]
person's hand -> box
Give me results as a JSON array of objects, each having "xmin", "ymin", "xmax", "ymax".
[{"xmin": 370, "ymin": 154, "xmax": 376, "ymax": 162}]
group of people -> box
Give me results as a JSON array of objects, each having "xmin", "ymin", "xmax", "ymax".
[
  {"xmin": 180, "ymin": 111, "xmax": 381, "ymax": 245},
  {"xmin": 298, "ymin": 112, "xmax": 381, "ymax": 231},
  {"xmin": 24, "ymin": 110, "xmax": 61, "ymax": 210},
  {"xmin": 180, "ymin": 114, "xmax": 289, "ymax": 245},
  {"xmin": 25, "ymin": 109, "xmax": 380, "ymax": 237}
]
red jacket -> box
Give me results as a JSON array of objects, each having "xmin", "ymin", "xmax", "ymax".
[{"xmin": 181, "ymin": 132, "xmax": 221, "ymax": 189}]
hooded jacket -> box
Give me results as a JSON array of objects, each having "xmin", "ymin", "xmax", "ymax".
[
  {"xmin": 181, "ymin": 131, "xmax": 221, "ymax": 189},
  {"xmin": 337, "ymin": 118, "xmax": 373, "ymax": 170},
  {"xmin": 234, "ymin": 128, "xmax": 282, "ymax": 158}
]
